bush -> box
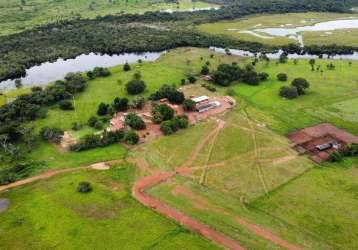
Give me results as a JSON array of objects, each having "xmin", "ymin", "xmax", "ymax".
[
  {"xmin": 88, "ymin": 116, "xmax": 98, "ymax": 127},
  {"xmin": 94, "ymin": 121, "xmax": 103, "ymax": 130},
  {"xmin": 345, "ymin": 143, "xmax": 358, "ymax": 157},
  {"xmin": 182, "ymin": 99, "xmax": 196, "ymax": 111},
  {"xmin": 201, "ymin": 65, "xmax": 209, "ymax": 75},
  {"xmin": 131, "ymin": 96, "xmax": 145, "ymax": 109},
  {"xmin": 279, "ymin": 86, "xmax": 298, "ymax": 99},
  {"xmin": 188, "ymin": 75, "xmax": 197, "ymax": 84},
  {"xmin": 291, "ymin": 78, "xmax": 310, "ymax": 95},
  {"xmin": 40, "ymin": 127, "xmax": 64, "ymax": 144},
  {"xmin": 58, "ymin": 100, "xmax": 74, "ymax": 110},
  {"xmin": 70, "ymin": 130, "xmax": 125, "ymax": 151},
  {"xmin": 152, "ymin": 104, "xmax": 174, "ymax": 123},
  {"xmin": 168, "ymin": 91, "xmax": 185, "ymax": 104},
  {"xmin": 71, "ymin": 122, "xmax": 82, "ymax": 131},
  {"xmin": 126, "ymin": 79, "xmax": 146, "ymax": 95},
  {"xmin": 277, "ymin": 73, "xmax": 288, "ymax": 81},
  {"xmin": 0, "ymin": 162, "xmax": 40, "ymax": 185},
  {"xmin": 97, "ymin": 102, "xmax": 109, "ymax": 116},
  {"xmin": 125, "ymin": 113, "xmax": 146, "ymax": 130},
  {"xmin": 124, "ymin": 130, "xmax": 139, "ymax": 145},
  {"xmin": 329, "ymin": 151, "xmax": 343, "ymax": 162},
  {"xmin": 242, "ymin": 70, "xmax": 260, "ymax": 85},
  {"xmin": 149, "ymin": 85, "xmax": 184, "ymax": 104},
  {"xmin": 160, "ymin": 121, "xmax": 174, "ymax": 135},
  {"xmin": 123, "ymin": 62, "xmax": 131, "ymax": 71},
  {"xmin": 160, "ymin": 116, "xmax": 189, "ymax": 135},
  {"xmin": 77, "ymin": 182, "xmax": 93, "ymax": 193},
  {"xmin": 258, "ymin": 72, "xmax": 269, "ymax": 81},
  {"xmin": 113, "ymin": 97, "xmax": 129, "ymax": 112}
]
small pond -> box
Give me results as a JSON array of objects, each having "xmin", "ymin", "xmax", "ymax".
[
  {"xmin": 0, "ymin": 51, "xmax": 164, "ymax": 91},
  {"xmin": 0, "ymin": 198, "xmax": 10, "ymax": 213}
]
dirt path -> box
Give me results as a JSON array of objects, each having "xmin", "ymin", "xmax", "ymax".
[
  {"xmin": 132, "ymin": 170, "xmax": 246, "ymax": 250},
  {"xmin": 0, "ymin": 160, "xmax": 124, "ymax": 193}
]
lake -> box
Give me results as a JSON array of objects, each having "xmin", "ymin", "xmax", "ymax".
[{"xmin": 0, "ymin": 52, "xmax": 164, "ymax": 90}]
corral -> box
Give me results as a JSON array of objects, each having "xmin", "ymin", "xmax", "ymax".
[{"xmin": 287, "ymin": 123, "xmax": 358, "ymax": 163}]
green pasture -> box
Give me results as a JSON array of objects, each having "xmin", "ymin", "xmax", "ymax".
[{"xmin": 0, "ymin": 163, "xmax": 220, "ymax": 250}]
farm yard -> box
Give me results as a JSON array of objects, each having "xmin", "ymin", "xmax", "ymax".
[
  {"xmin": 197, "ymin": 12, "xmax": 358, "ymax": 46},
  {"xmin": 1, "ymin": 47, "xmax": 358, "ymax": 249}
]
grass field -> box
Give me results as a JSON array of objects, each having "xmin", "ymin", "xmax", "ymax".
[
  {"xmin": 0, "ymin": 0, "xmax": 217, "ymax": 36},
  {"xmin": 0, "ymin": 163, "xmax": 220, "ymax": 249},
  {"xmin": 197, "ymin": 12, "xmax": 358, "ymax": 46}
]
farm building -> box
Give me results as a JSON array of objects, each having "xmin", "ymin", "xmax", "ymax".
[
  {"xmin": 191, "ymin": 96, "xmax": 209, "ymax": 104},
  {"xmin": 196, "ymin": 101, "xmax": 221, "ymax": 113}
]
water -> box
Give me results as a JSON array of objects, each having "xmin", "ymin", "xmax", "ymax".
[
  {"xmin": 0, "ymin": 199, "xmax": 10, "ymax": 213},
  {"xmin": 0, "ymin": 52, "xmax": 164, "ymax": 90},
  {"xmin": 241, "ymin": 19, "xmax": 358, "ymax": 47},
  {"xmin": 210, "ymin": 47, "xmax": 358, "ymax": 60}
]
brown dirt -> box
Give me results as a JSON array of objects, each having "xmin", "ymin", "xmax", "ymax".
[{"xmin": 0, "ymin": 159, "xmax": 124, "ymax": 193}]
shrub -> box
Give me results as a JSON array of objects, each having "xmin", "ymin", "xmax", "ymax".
[
  {"xmin": 94, "ymin": 121, "xmax": 103, "ymax": 130},
  {"xmin": 152, "ymin": 104, "xmax": 174, "ymax": 123},
  {"xmin": 71, "ymin": 122, "xmax": 82, "ymax": 131},
  {"xmin": 188, "ymin": 75, "xmax": 197, "ymax": 84},
  {"xmin": 40, "ymin": 127, "xmax": 64, "ymax": 144},
  {"xmin": 97, "ymin": 102, "xmax": 109, "ymax": 116},
  {"xmin": 124, "ymin": 130, "xmax": 139, "ymax": 145},
  {"xmin": 149, "ymin": 85, "xmax": 184, "ymax": 104},
  {"xmin": 279, "ymin": 86, "xmax": 298, "ymax": 99},
  {"xmin": 113, "ymin": 97, "xmax": 129, "ymax": 112},
  {"xmin": 277, "ymin": 73, "xmax": 288, "ymax": 81},
  {"xmin": 201, "ymin": 65, "xmax": 209, "ymax": 75},
  {"xmin": 88, "ymin": 116, "xmax": 98, "ymax": 127},
  {"xmin": 125, "ymin": 113, "xmax": 146, "ymax": 130},
  {"xmin": 242, "ymin": 71, "xmax": 260, "ymax": 85},
  {"xmin": 126, "ymin": 79, "xmax": 146, "ymax": 95},
  {"xmin": 123, "ymin": 62, "xmax": 131, "ymax": 71},
  {"xmin": 182, "ymin": 99, "xmax": 196, "ymax": 111},
  {"xmin": 58, "ymin": 100, "xmax": 74, "ymax": 110},
  {"xmin": 160, "ymin": 116, "xmax": 189, "ymax": 135},
  {"xmin": 77, "ymin": 182, "xmax": 93, "ymax": 193},
  {"xmin": 291, "ymin": 78, "xmax": 310, "ymax": 95},
  {"xmin": 160, "ymin": 121, "xmax": 174, "ymax": 135},
  {"xmin": 345, "ymin": 143, "xmax": 358, "ymax": 157},
  {"xmin": 329, "ymin": 151, "xmax": 343, "ymax": 162},
  {"xmin": 258, "ymin": 72, "xmax": 269, "ymax": 81},
  {"xmin": 131, "ymin": 96, "xmax": 145, "ymax": 109},
  {"xmin": 168, "ymin": 91, "xmax": 185, "ymax": 104}
]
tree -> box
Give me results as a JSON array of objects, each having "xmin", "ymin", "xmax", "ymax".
[
  {"xmin": 168, "ymin": 91, "xmax": 185, "ymax": 104},
  {"xmin": 291, "ymin": 78, "xmax": 310, "ymax": 95},
  {"xmin": 123, "ymin": 62, "xmax": 131, "ymax": 71},
  {"xmin": 88, "ymin": 116, "xmax": 98, "ymax": 127},
  {"xmin": 59, "ymin": 100, "xmax": 74, "ymax": 110},
  {"xmin": 19, "ymin": 125, "xmax": 36, "ymax": 152},
  {"xmin": 309, "ymin": 59, "xmax": 316, "ymax": 71},
  {"xmin": 279, "ymin": 52, "xmax": 288, "ymax": 63},
  {"xmin": 201, "ymin": 65, "xmax": 209, "ymax": 75},
  {"xmin": 151, "ymin": 104, "xmax": 174, "ymax": 123},
  {"xmin": 126, "ymin": 79, "xmax": 146, "ymax": 95},
  {"xmin": 327, "ymin": 63, "xmax": 335, "ymax": 70},
  {"xmin": 160, "ymin": 121, "xmax": 173, "ymax": 135},
  {"xmin": 40, "ymin": 127, "xmax": 64, "ymax": 144},
  {"xmin": 97, "ymin": 102, "xmax": 109, "ymax": 116},
  {"xmin": 279, "ymin": 86, "xmax": 298, "ymax": 99},
  {"xmin": 131, "ymin": 96, "xmax": 145, "ymax": 109},
  {"xmin": 258, "ymin": 72, "xmax": 269, "ymax": 81},
  {"xmin": 277, "ymin": 73, "xmax": 288, "ymax": 81},
  {"xmin": 182, "ymin": 99, "xmax": 196, "ymax": 111},
  {"xmin": 77, "ymin": 182, "xmax": 93, "ymax": 193},
  {"xmin": 329, "ymin": 151, "xmax": 343, "ymax": 162},
  {"xmin": 188, "ymin": 75, "xmax": 197, "ymax": 84},
  {"xmin": 125, "ymin": 113, "xmax": 146, "ymax": 130},
  {"xmin": 15, "ymin": 79, "xmax": 23, "ymax": 89},
  {"xmin": 113, "ymin": 97, "xmax": 129, "ymax": 112},
  {"xmin": 124, "ymin": 130, "xmax": 139, "ymax": 145},
  {"xmin": 242, "ymin": 71, "xmax": 260, "ymax": 85}
]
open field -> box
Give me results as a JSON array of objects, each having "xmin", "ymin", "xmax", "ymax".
[
  {"xmin": 0, "ymin": 0, "xmax": 217, "ymax": 36},
  {"xmin": 197, "ymin": 12, "xmax": 358, "ymax": 46},
  {"xmin": 0, "ymin": 163, "xmax": 220, "ymax": 249}
]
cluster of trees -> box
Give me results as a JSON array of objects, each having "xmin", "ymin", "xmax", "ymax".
[
  {"xmin": 125, "ymin": 113, "xmax": 146, "ymax": 130},
  {"xmin": 160, "ymin": 115, "xmax": 189, "ymax": 135},
  {"xmin": 70, "ymin": 129, "xmax": 138, "ymax": 151},
  {"xmin": 0, "ymin": 73, "xmax": 87, "ymax": 146},
  {"xmin": 151, "ymin": 104, "xmax": 175, "ymax": 124},
  {"xmin": 97, "ymin": 96, "xmax": 130, "ymax": 116},
  {"xmin": 149, "ymin": 85, "xmax": 185, "ymax": 104},
  {"xmin": 40, "ymin": 127, "xmax": 64, "ymax": 144},
  {"xmin": 87, "ymin": 67, "xmax": 111, "ymax": 79},
  {"xmin": 212, "ymin": 63, "xmax": 269, "ymax": 86},
  {"xmin": 329, "ymin": 143, "xmax": 358, "ymax": 162},
  {"xmin": 279, "ymin": 78, "xmax": 310, "ymax": 99}
]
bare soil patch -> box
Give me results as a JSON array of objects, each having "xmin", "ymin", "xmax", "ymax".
[{"xmin": 287, "ymin": 123, "xmax": 358, "ymax": 163}]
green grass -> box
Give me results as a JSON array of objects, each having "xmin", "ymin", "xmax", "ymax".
[
  {"xmin": 197, "ymin": 12, "xmax": 358, "ymax": 46},
  {"xmin": 0, "ymin": 163, "xmax": 220, "ymax": 250},
  {"xmin": 0, "ymin": 0, "xmax": 216, "ymax": 36}
]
